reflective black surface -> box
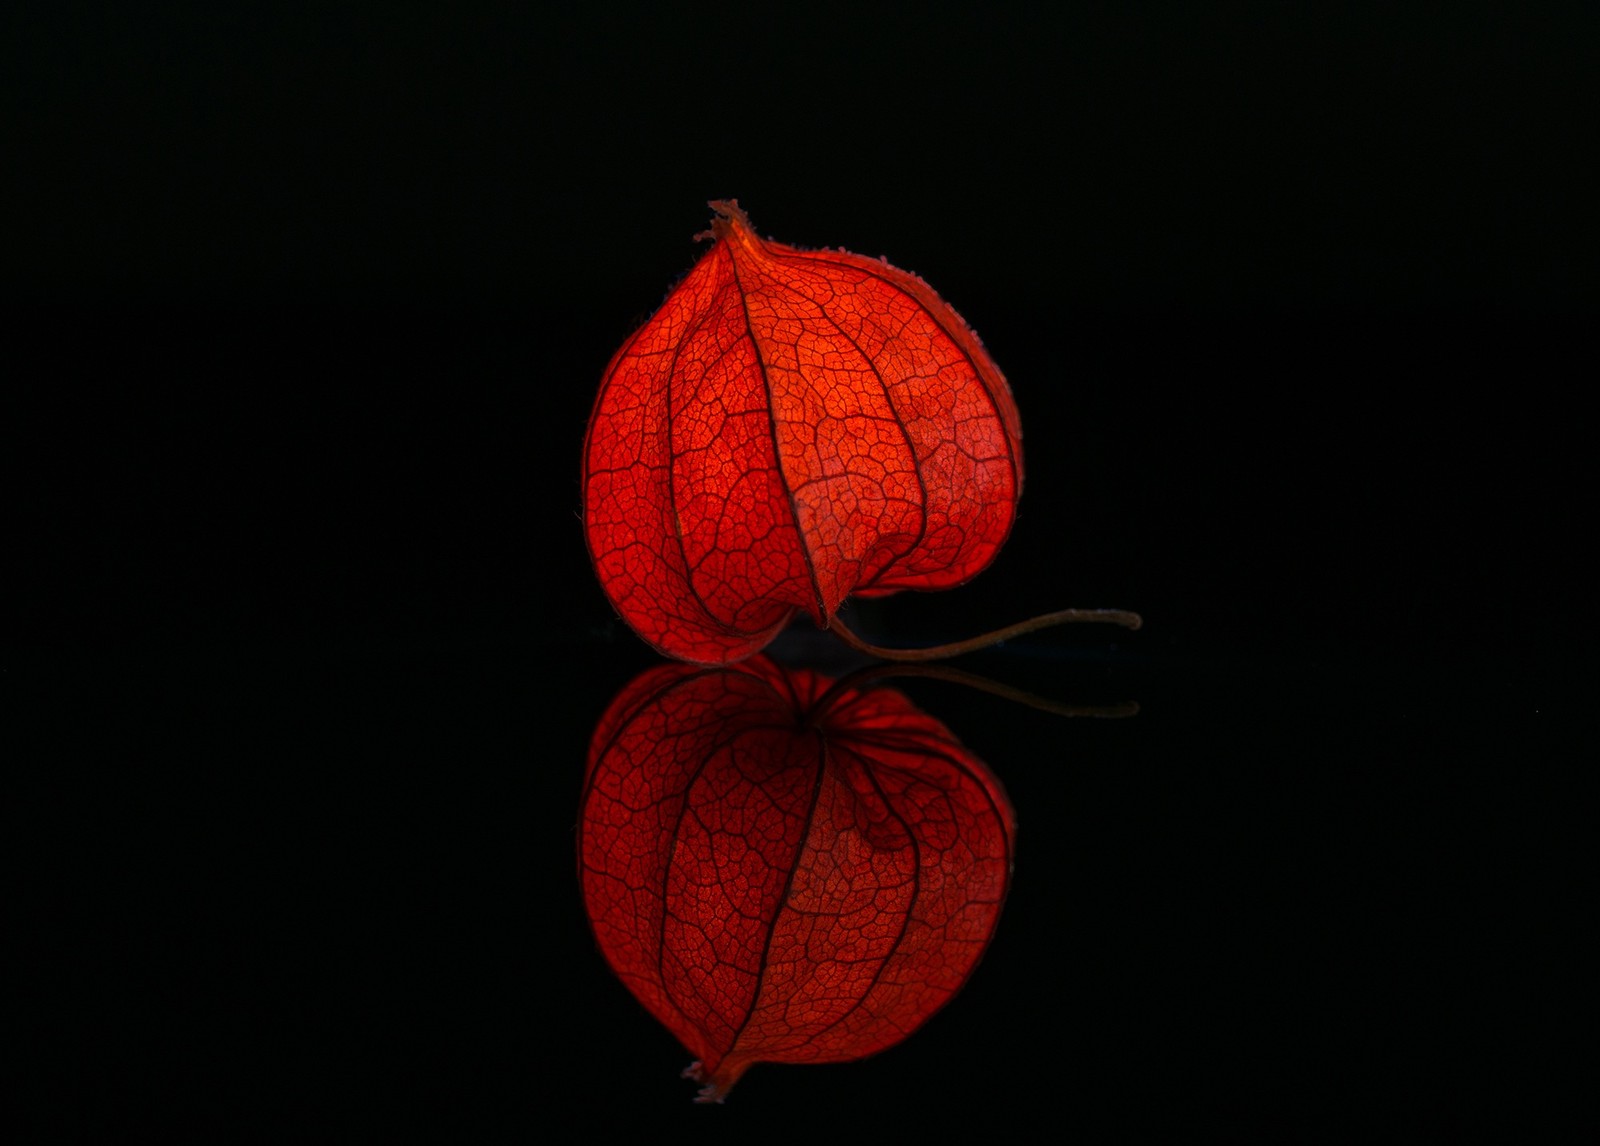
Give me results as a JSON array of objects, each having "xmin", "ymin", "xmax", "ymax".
[{"xmin": 15, "ymin": 6, "xmax": 1593, "ymax": 1138}]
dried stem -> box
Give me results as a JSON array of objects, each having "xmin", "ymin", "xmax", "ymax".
[{"xmin": 828, "ymin": 607, "xmax": 1143, "ymax": 662}]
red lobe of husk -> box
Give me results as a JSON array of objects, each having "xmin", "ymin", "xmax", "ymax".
[
  {"xmin": 583, "ymin": 201, "xmax": 1023, "ymax": 664},
  {"xmin": 579, "ymin": 656, "xmax": 1015, "ymax": 1103}
]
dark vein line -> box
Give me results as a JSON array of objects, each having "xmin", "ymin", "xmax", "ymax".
[
  {"xmin": 726, "ymin": 252, "xmax": 829, "ymax": 625},
  {"xmin": 788, "ymin": 741, "xmax": 920, "ymax": 1055},
  {"xmin": 664, "ymin": 274, "xmax": 736, "ymax": 638},
  {"xmin": 775, "ymin": 248, "xmax": 1022, "ymax": 506},
  {"xmin": 793, "ymin": 262, "xmax": 931, "ymax": 590},
  {"xmin": 718, "ymin": 726, "xmax": 829, "ymax": 1068}
]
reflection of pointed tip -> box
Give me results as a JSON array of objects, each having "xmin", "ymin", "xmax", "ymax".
[{"xmin": 683, "ymin": 1056, "xmax": 748, "ymax": 1104}]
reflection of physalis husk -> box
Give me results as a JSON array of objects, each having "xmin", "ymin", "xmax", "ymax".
[{"xmin": 578, "ymin": 655, "xmax": 1014, "ymax": 1103}]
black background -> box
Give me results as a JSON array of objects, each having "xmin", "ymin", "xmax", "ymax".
[{"xmin": 13, "ymin": 3, "xmax": 1595, "ymax": 1138}]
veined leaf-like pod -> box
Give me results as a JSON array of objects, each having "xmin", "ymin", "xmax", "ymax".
[
  {"xmin": 578, "ymin": 656, "xmax": 1015, "ymax": 1102},
  {"xmin": 583, "ymin": 201, "xmax": 1023, "ymax": 664}
]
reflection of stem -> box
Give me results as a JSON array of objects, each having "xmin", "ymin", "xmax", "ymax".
[
  {"xmin": 828, "ymin": 608, "xmax": 1143, "ymax": 662},
  {"xmin": 813, "ymin": 661, "xmax": 1139, "ymax": 722}
]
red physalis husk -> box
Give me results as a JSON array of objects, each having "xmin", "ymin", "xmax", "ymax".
[{"xmin": 584, "ymin": 201, "xmax": 1022, "ymax": 664}]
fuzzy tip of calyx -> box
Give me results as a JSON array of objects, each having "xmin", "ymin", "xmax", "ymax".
[{"xmin": 694, "ymin": 199, "xmax": 754, "ymax": 244}]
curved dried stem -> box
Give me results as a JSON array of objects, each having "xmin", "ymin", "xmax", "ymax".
[{"xmin": 828, "ymin": 607, "xmax": 1142, "ymax": 662}]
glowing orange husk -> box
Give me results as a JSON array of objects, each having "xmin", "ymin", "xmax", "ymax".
[{"xmin": 583, "ymin": 201, "xmax": 1022, "ymax": 664}]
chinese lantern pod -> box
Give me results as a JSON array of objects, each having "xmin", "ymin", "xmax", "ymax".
[
  {"xmin": 583, "ymin": 201, "xmax": 1024, "ymax": 664},
  {"xmin": 579, "ymin": 656, "xmax": 1015, "ymax": 1102}
]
